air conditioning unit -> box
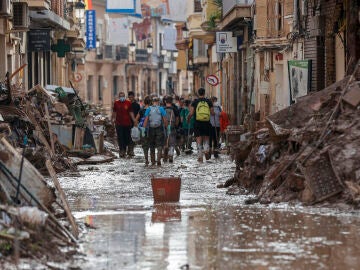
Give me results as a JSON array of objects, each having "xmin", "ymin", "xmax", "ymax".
[
  {"xmin": 12, "ymin": 2, "xmax": 29, "ymax": 29},
  {"xmin": 0, "ymin": 0, "xmax": 12, "ymax": 16}
]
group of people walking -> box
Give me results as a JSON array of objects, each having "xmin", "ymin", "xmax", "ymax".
[{"xmin": 111, "ymin": 88, "xmax": 229, "ymax": 166}]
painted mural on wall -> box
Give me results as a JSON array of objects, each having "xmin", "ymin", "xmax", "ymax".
[{"xmin": 141, "ymin": 0, "xmax": 170, "ymax": 17}]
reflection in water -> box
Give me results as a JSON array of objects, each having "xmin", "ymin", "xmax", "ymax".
[
  {"xmin": 152, "ymin": 203, "xmax": 182, "ymax": 223},
  {"xmin": 77, "ymin": 206, "xmax": 360, "ymax": 270},
  {"xmin": 62, "ymin": 151, "xmax": 360, "ymax": 269}
]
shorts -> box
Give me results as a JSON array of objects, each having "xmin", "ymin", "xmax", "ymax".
[{"xmin": 193, "ymin": 121, "xmax": 211, "ymax": 137}]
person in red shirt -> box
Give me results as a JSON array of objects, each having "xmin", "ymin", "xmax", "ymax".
[
  {"xmin": 111, "ymin": 92, "xmax": 137, "ymax": 158},
  {"xmin": 220, "ymin": 110, "xmax": 230, "ymax": 146}
]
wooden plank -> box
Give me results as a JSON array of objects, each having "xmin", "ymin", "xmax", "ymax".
[
  {"xmin": 25, "ymin": 102, "xmax": 54, "ymax": 157},
  {"xmin": 46, "ymin": 160, "xmax": 79, "ymax": 238},
  {"xmin": 44, "ymin": 103, "xmax": 55, "ymax": 154},
  {"xmin": 0, "ymin": 138, "xmax": 54, "ymax": 208},
  {"xmin": 73, "ymin": 127, "xmax": 85, "ymax": 150}
]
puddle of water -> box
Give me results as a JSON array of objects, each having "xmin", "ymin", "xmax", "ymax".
[
  {"xmin": 59, "ymin": 148, "xmax": 360, "ymax": 270},
  {"xmin": 73, "ymin": 205, "xmax": 360, "ymax": 270}
]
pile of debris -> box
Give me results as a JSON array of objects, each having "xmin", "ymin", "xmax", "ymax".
[
  {"xmin": 0, "ymin": 70, "xmax": 115, "ymax": 266},
  {"xmin": 0, "ymin": 137, "xmax": 79, "ymax": 268},
  {"xmin": 229, "ymin": 64, "xmax": 360, "ymax": 207}
]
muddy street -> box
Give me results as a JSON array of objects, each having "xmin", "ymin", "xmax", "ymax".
[{"xmin": 59, "ymin": 148, "xmax": 360, "ymax": 270}]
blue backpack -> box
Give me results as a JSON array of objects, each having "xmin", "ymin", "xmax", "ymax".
[{"xmin": 148, "ymin": 106, "xmax": 162, "ymax": 128}]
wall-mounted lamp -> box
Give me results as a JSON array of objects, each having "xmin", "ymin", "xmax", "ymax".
[
  {"xmin": 129, "ymin": 42, "xmax": 136, "ymax": 53},
  {"xmin": 147, "ymin": 43, "xmax": 153, "ymax": 54},
  {"xmin": 182, "ymin": 24, "xmax": 189, "ymax": 39},
  {"xmin": 163, "ymin": 62, "xmax": 170, "ymax": 69},
  {"xmin": 161, "ymin": 48, "xmax": 167, "ymax": 56},
  {"xmin": 173, "ymin": 51, "xmax": 179, "ymax": 58},
  {"xmin": 75, "ymin": 0, "xmax": 86, "ymax": 23}
]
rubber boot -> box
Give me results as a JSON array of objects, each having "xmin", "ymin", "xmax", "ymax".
[
  {"xmin": 119, "ymin": 150, "xmax": 126, "ymax": 158},
  {"xmin": 203, "ymin": 141, "xmax": 211, "ymax": 160},
  {"xmin": 144, "ymin": 148, "xmax": 149, "ymax": 166},
  {"xmin": 163, "ymin": 147, "xmax": 168, "ymax": 162},
  {"xmin": 175, "ymin": 146, "xmax": 181, "ymax": 156},
  {"xmin": 197, "ymin": 144, "xmax": 203, "ymax": 163},
  {"xmin": 156, "ymin": 147, "xmax": 162, "ymax": 166},
  {"xmin": 150, "ymin": 149, "xmax": 156, "ymax": 166},
  {"xmin": 168, "ymin": 146, "xmax": 174, "ymax": 163},
  {"xmin": 127, "ymin": 144, "xmax": 135, "ymax": 157}
]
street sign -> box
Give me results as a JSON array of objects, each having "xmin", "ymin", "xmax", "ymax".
[
  {"xmin": 28, "ymin": 29, "xmax": 51, "ymax": 52},
  {"xmin": 206, "ymin": 75, "xmax": 219, "ymax": 86},
  {"xmin": 216, "ymin": 32, "xmax": 238, "ymax": 53},
  {"xmin": 86, "ymin": 10, "xmax": 96, "ymax": 49}
]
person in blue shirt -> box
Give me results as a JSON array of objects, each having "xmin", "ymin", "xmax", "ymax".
[{"xmin": 143, "ymin": 96, "xmax": 168, "ymax": 166}]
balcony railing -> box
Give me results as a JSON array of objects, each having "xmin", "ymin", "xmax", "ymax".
[
  {"xmin": 116, "ymin": 46, "xmax": 128, "ymax": 61},
  {"xmin": 223, "ymin": 0, "xmax": 254, "ymax": 17}
]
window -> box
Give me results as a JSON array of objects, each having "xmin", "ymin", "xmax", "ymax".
[
  {"xmin": 113, "ymin": 76, "xmax": 118, "ymax": 98},
  {"xmin": 193, "ymin": 39, "xmax": 207, "ymax": 58},
  {"xmin": 98, "ymin": 76, "xmax": 103, "ymax": 101},
  {"xmin": 27, "ymin": 51, "xmax": 51, "ymax": 88},
  {"xmin": 87, "ymin": 75, "xmax": 93, "ymax": 102},
  {"xmin": 274, "ymin": 0, "xmax": 283, "ymax": 34},
  {"xmin": 194, "ymin": 0, "xmax": 202, "ymax": 12}
]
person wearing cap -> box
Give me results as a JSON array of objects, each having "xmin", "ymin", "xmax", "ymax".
[
  {"xmin": 111, "ymin": 91, "xmax": 137, "ymax": 158},
  {"xmin": 143, "ymin": 96, "xmax": 168, "ymax": 166}
]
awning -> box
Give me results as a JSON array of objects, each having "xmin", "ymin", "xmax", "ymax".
[{"xmin": 29, "ymin": 10, "xmax": 71, "ymax": 31}]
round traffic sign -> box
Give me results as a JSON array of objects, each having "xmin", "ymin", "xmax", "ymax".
[{"xmin": 206, "ymin": 75, "xmax": 219, "ymax": 86}]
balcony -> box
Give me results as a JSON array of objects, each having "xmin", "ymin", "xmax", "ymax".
[
  {"xmin": 27, "ymin": 0, "xmax": 51, "ymax": 10},
  {"xmin": 135, "ymin": 49, "xmax": 149, "ymax": 62},
  {"xmin": 193, "ymin": 39, "xmax": 208, "ymax": 65},
  {"xmin": 29, "ymin": 10, "xmax": 71, "ymax": 30},
  {"xmin": 115, "ymin": 46, "xmax": 128, "ymax": 61},
  {"xmin": 187, "ymin": 13, "xmax": 202, "ymax": 38},
  {"xmin": 219, "ymin": 0, "xmax": 253, "ymax": 30},
  {"xmin": 223, "ymin": 0, "xmax": 254, "ymax": 16}
]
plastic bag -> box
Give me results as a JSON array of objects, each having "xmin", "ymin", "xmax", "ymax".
[{"xmin": 131, "ymin": 127, "xmax": 141, "ymax": 142}]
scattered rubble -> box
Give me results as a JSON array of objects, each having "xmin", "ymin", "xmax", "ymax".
[
  {"xmin": 0, "ymin": 72, "xmax": 118, "ymax": 267},
  {"xmin": 228, "ymin": 63, "xmax": 360, "ymax": 207}
]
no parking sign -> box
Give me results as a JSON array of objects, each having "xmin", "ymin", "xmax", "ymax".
[{"xmin": 206, "ymin": 75, "xmax": 219, "ymax": 86}]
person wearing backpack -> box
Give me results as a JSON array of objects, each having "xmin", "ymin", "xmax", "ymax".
[
  {"xmin": 163, "ymin": 96, "xmax": 180, "ymax": 163},
  {"xmin": 187, "ymin": 87, "xmax": 214, "ymax": 162},
  {"xmin": 111, "ymin": 91, "xmax": 137, "ymax": 158},
  {"xmin": 209, "ymin": 96, "xmax": 221, "ymax": 158},
  {"xmin": 143, "ymin": 96, "xmax": 168, "ymax": 166},
  {"xmin": 135, "ymin": 95, "xmax": 151, "ymax": 166},
  {"xmin": 180, "ymin": 99, "xmax": 194, "ymax": 151}
]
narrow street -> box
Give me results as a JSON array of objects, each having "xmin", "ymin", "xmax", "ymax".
[{"xmin": 59, "ymin": 148, "xmax": 360, "ymax": 270}]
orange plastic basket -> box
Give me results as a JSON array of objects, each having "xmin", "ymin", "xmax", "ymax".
[{"xmin": 151, "ymin": 176, "xmax": 181, "ymax": 203}]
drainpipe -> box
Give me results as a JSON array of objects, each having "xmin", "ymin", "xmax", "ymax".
[{"xmin": 294, "ymin": 0, "xmax": 299, "ymax": 31}]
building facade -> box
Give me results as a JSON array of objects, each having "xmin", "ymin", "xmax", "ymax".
[{"xmin": 0, "ymin": 0, "xmax": 85, "ymax": 97}]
